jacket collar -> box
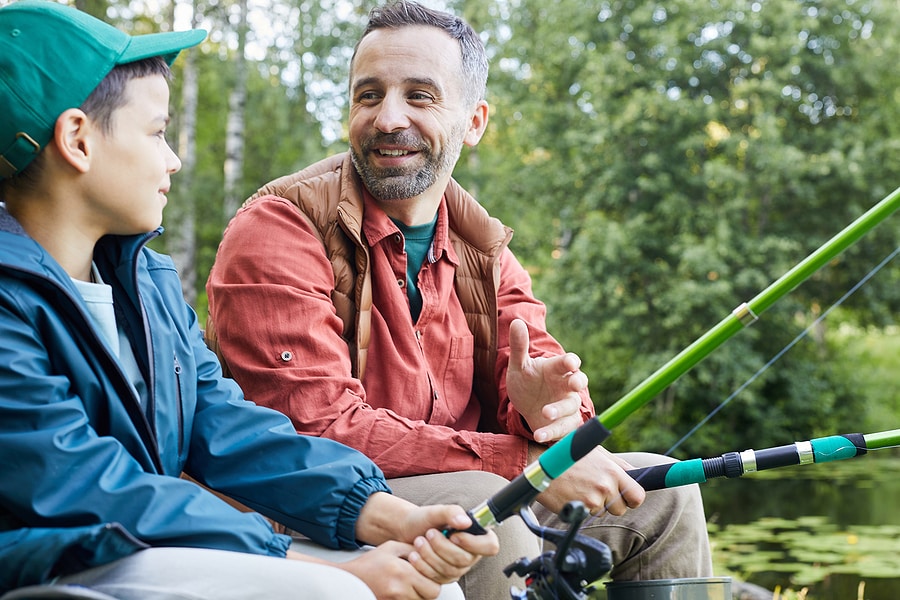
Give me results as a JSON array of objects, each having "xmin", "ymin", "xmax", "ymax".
[{"xmin": 0, "ymin": 204, "xmax": 27, "ymax": 237}]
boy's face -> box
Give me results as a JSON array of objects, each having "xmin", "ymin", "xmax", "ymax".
[{"xmin": 85, "ymin": 74, "xmax": 181, "ymax": 236}]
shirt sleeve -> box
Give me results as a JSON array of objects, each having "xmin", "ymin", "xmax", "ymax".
[{"xmin": 207, "ymin": 197, "xmax": 533, "ymax": 481}]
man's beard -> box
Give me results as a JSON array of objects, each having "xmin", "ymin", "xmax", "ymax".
[{"xmin": 350, "ymin": 127, "xmax": 465, "ymax": 201}]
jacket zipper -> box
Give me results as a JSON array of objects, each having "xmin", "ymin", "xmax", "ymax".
[{"xmin": 173, "ymin": 355, "xmax": 185, "ymax": 457}]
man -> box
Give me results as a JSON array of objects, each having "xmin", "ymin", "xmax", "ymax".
[
  {"xmin": 207, "ymin": 2, "xmax": 712, "ymax": 598},
  {"xmin": 0, "ymin": 2, "xmax": 497, "ymax": 599}
]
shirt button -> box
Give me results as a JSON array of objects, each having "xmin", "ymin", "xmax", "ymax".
[{"xmin": 280, "ymin": 350, "xmax": 293, "ymax": 362}]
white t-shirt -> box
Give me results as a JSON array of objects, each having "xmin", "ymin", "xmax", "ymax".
[{"xmin": 71, "ymin": 264, "xmax": 147, "ymax": 404}]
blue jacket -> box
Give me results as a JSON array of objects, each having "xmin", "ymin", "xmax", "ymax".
[{"xmin": 0, "ymin": 207, "xmax": 390, "ymax": 592}]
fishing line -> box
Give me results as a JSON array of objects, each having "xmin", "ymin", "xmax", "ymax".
[{"xmin": 664, "ymin": 244, "xmax": 900, "ymax": 458}]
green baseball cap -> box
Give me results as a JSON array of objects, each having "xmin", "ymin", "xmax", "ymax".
[{"xmin": 0, "ymin": 0, "xmax": 207, "ymax": 179}]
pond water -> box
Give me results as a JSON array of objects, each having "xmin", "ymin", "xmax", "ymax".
[{"xmin": 701, "ymin": 450, "xmax": 900, "ymax": 599}]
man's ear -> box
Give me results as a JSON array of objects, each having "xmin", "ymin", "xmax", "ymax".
[
  {"xmin": 51, "ymin": 108, "xmax": 94, "ymax": 174},
  {"xmin": 463, "ymin": 100, "xmax": 490, "ymax": 147}
]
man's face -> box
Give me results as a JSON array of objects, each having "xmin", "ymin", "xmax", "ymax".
[
  {"xmin": 85, "ymin": 74, "xmax": 181, "ymax": 236},
  {"xmin": 348, "ymin": 25, "xmax": 477, "ymax": 203}
]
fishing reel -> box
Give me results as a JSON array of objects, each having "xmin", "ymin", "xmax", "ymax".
[{"xmin": 504, "ymin": 501, "xmax": 613, "ymax": 600}]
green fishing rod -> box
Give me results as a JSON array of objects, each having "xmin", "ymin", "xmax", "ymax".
[
  {"xmin": 460, "ymin": 185, "xmax": 900, "ymax": 534},
  {"xmin": 625, "ymin": 429, "xmax": 900, "ymax": 491}
]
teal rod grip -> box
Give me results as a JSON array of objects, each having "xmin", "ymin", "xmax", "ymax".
[
  {"xmin": 627, "ymin": 460, "xmax": 709, "ymax": 490},
  {"xmin": 662, "ymin": 459, "xmax": 708, "ymax": 487},
  {"xmin": 810, "ymin": 433, "xmax": 866, "ymax": 463},
  {"xmin": 539, "ymin": 417, "xmax": 611, "ymax": 479}
]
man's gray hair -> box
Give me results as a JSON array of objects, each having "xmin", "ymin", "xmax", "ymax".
[{"xmin": 353, "ymin": 1, "xmax": 488, "ymax": 107}]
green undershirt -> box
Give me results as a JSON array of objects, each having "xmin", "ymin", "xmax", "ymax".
[{"xmin": 391, "ymin": 215, "xmax": 438, "ymax": 323}]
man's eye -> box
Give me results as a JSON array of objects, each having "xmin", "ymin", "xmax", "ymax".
[{"xmin": 357, "ymin": 91, "xmax": 380, "ymax": 102}]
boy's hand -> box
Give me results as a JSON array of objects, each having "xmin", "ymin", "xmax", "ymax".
[
  {"xmin": 341, "ymin": 541, "xmax": 442, "ymax": 600},
  {"xmin": 354, "ymin": 494, "xmax": 498, "ymax": 589},
  {"xmin": 392, "ymin": 504, "xmax": 499, "ymax": 585},
  {"xmin": 408, "ymin": 518, "xmax": 497, "ymax": 583}
]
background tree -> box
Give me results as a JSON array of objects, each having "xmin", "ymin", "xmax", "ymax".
[
  {"xmin": 223, "ymin": 0, "xmax": 249, "ymax": 220},
  {"xmin": 167, "ymin": 0, "xmax": 203, "ymax": 304}
]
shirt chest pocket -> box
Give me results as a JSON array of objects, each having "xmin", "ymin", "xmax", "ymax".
[{"xmin": 433, "ymin": 333, "xmax": 475, "ymax": 423}]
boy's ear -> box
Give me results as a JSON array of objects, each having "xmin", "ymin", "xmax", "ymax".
[{"xmin": 52, "ymin": 108, "xmax": 94, "ymax": 174}]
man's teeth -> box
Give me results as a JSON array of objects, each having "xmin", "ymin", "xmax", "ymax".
[{"xmin": 378, "ymin": 149, "xmax": 409, "ymax": 156}]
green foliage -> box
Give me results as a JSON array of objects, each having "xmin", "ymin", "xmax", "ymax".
[{"xmin": 830, "ymin": 324, "xmax": 900, "ymax": 434}]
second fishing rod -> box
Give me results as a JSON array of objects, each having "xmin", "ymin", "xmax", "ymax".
[{"xmin": 626, "ymin": 428, "xmax": 900, "ymax": 491}]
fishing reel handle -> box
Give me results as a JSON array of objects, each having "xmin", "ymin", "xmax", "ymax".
[{"xmin": 443, "ymin": 510, "xmax": 490, "ymax": 537}]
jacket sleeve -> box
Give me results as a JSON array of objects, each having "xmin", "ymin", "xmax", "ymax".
[
  {"xmin": 184, "ymin": 325, "xmax": 391, "ymax": 549},
  {"xmin": 0, "ymin": 295, "xmax": 291, "ymax": 565},
  {"xmin": 207, "ymin": 197, "xmax": 532, "ymax": 481},
  {"xmin": 492, "ymin": 247, "xmax": 596, "ymax": 439}
]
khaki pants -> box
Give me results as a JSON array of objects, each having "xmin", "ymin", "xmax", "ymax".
[{"xmin": 388, "ymin": 452, "xmax": 713, "ymax": 600}]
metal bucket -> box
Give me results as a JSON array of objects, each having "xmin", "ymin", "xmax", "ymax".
[{"xmin": 605, "ymin": 577, "xmax": 732, "ymax": 600}]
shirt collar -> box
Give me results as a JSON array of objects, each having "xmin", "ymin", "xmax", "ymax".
[{"xmin": 361, "ymin": 189, "xmax": 458, "ymax": 266}]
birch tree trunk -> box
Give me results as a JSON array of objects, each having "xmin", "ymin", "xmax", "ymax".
[
  {"xmin": 223, "ymin": 0, "xmax": 248, "ymax": 221},
  {"xmin": 168, "ymin": 0, "xmax": 201, "ymax": 305}
]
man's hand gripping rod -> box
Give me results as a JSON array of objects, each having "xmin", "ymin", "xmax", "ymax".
[{"xmin": 453, "ymin": 185, "xmax": 900, "ymax": 535}]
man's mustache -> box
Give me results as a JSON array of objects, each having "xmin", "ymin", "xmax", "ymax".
[{"xmin": 362, "ymin": 132, "xmax": 428, "ymax": 152}]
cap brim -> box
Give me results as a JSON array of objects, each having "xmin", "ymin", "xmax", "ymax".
[{"xmin": 119, "ymin": 29, "xmax": 207, "ymax": 66}]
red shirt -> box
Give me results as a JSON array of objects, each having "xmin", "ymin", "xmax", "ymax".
[{"xmin": 208, "ymin": 194, "xmax": 594, "ymax": 480}]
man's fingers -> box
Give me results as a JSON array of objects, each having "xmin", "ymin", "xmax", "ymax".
[
  {"xmin": 508, "ymin": 318, "xmax": 530, "ymax": 369},
  {"xmin": 565, "ymin": 368, "xmax": 588, "ymax": 392},
  {"xmin": 541, "ymin": 395, "xmax": 581, "ymax": 421},
  {"xmin": 561, "ymin": 351, "xmax": 582, "ymax": 374},
  {"xmin": 533, "ymin": 412, "xmax": 583, "ymax": 443}
]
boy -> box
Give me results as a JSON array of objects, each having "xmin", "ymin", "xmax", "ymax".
[{"xmin": 0, "ymin": 2, "xmax": 496, "ymax": 598}]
